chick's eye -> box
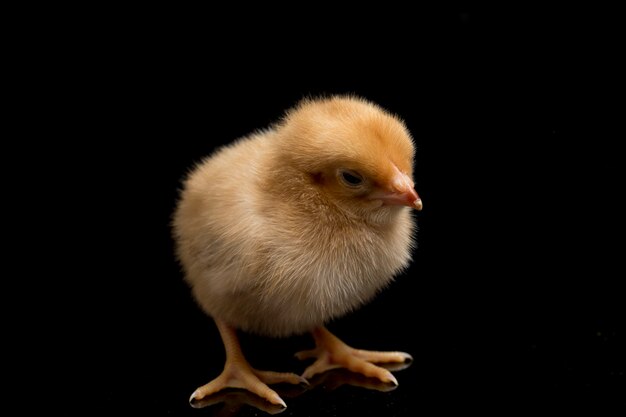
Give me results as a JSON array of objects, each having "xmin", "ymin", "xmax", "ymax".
[{"xmin": 339, "ymin": 170, "xmax": 363, "ymax": 186}]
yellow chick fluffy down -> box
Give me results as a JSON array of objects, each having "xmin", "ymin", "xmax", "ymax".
[{"xmin": 173, "ymin": 96, "xmax": 416, "ymax": 337}]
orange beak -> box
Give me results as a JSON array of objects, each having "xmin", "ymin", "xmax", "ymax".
[{"xmin": 370, "ymin": 165, "xmax": 423, "ymax": 211}]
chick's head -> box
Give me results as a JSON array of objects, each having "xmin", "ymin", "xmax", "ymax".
[{"xmin": 272, "ymin": 96, "xmax": 422, "ymax": 221}]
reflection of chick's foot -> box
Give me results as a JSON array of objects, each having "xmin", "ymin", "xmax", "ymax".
[
  {"xmin": 296, "ymin": 327, "xmax": 412, "ymax": 385},
  {"xmin": 190, "ymin": 319, "xmax": 306, "ymax": 408}
]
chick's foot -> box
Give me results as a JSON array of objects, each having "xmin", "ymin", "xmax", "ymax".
[
  {"xmin": 190, "ymin": 320, "xmax": 306, "ymax": 408},
  {"xmin": 189, "ymin": 364, "xmax": 305, "ymax": 408},
  {"xmin": 296, "ymin": 327, "xmax": 412, "ymax": 385}
]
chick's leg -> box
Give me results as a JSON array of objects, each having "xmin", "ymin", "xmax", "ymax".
[
  {"xmin": 296, "ymin": 327, "xmax": 412, "ymax": 385},
  {"xmin": 190, "ymin": 319, "xmax": 306, "ymax": 407}
]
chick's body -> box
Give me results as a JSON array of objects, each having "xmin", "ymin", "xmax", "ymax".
[
  {"xmin": 175, "ymin": 132, "xmax": 414, "ymax": 337},
  {"xmin": 174, "ymin": 96, "xmax": 421, "ymax": 407}
]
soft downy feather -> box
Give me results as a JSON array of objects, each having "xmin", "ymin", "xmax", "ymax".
[{"xmin": 173, "ymin": 96, "xmax": 417, "ymax": 337}]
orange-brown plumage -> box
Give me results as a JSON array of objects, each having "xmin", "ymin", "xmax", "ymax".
[
  {"xmin": 273, "ymin": 97, "xmax": 415, "ymax": 189},
  {"xmin": 173, "ymin": 95, "xmax": 421, "ymax": 408}
]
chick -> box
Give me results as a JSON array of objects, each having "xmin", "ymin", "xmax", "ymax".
[{"xmin": 173, "ymin": 96, "xmax": 422, "ymax": 408}]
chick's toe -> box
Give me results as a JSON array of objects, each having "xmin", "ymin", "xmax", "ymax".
[
  {"xmin": 190, "ymin": 365, "xmax": 297, "ymax": 408},
  {"xmin": 297, "ymin": 327, "xmax": 410, "ymax": 386}
]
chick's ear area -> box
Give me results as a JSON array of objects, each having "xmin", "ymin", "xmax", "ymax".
[{"xmin": 309, "ymin": 171, "xmax": 324, "ymax": 185}]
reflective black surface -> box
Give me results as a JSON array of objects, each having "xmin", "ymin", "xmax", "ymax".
[{"xmin": 44, "ymin": 6, "xmax": 625, "ymax": 416}]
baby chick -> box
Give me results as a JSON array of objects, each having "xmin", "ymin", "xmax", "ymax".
[{"xmin": 173, "ymin": 96, "xmax": 422, "ymax": 408}]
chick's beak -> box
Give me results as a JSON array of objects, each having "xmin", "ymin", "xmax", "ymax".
[
  {"xmin": 370, "ymin": 166, "xmax": 423, "ymax": 211},
  {"xmin": 376, "ymin": 186, "xmax": 423, "ymax": 210}
]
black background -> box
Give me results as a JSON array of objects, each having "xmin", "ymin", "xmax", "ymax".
[{"xmin": 31, "ymin": 5, "xmax": 624, "ymax": 415}]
